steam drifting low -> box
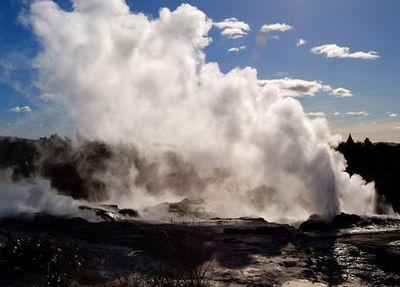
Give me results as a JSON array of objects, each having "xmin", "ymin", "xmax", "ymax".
[{"xmin": 2, "ymin": 0, "xmax": 378, "ymax": 222}]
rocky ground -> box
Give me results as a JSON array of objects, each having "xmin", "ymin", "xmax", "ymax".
[{"xmin": 1, "ymin": 211, "xmax": 400, "ymax": 287}]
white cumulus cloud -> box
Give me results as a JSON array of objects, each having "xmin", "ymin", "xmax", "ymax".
[
  {"xmin": 330, "ymin": 87, "xmax": 353, "ymax": 97},
  {"xmin": 214, "ymin": 17, "xmax": 250, "ymax": 39},
  {"xmin": 260, "ymin": 23, "xmax": 293, "ymax": 33},
  {"xmin": 259, "ymin": 78, "xmax": 328, "ymax": 97},
  {"xmin": 311, "ymin": 44, "xmax": 380, "ymax": 60}
]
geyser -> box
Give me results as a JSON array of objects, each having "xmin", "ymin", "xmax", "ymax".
[{"xmin": 8, "ymin": 0, "xmax": 376, "ymax": 221}]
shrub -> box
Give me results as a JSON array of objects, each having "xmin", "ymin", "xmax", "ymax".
[
  {"xmin": 148, "ymin": 229, "xmax": 214, "ymax": 287},
  {"xmin": 0, "ymin": 235, "xmax": 87, "ymax": 286}
]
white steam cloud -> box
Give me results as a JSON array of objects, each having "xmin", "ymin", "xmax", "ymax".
[
  {"xmin": 0, "ymin": 169, "xmax": 81, "ymax": 218},
  {"xmin": 25, "ymin": 0, "xmax": 377, "ymax": 222}
]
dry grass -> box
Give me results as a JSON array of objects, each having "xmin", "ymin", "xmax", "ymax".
[
  {"xmin": 95, "ymin": 226, "xmax": 215, "ymax": 287},
  {"xmin": 148, "ymin": 227, "xmax": 214, "ymax": 287}
]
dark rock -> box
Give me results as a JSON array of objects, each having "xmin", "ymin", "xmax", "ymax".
[
  {"xmin": 118, "ymin": 208, "xmax": 139, "ymax": 217},
  {"xmin": 329, "ymin": 213, "xmax": 362, "ymax": 229},
  {"xmin": 238, "ymin": 217, "xmax": 267, "ymax": 222},
  {"xmin": 299, "ymin": 214, "xmax": 328, "ymax": 231},
  {"xmin": 79, "ymin": 205, "xmax": 122, "ymax": 222}
]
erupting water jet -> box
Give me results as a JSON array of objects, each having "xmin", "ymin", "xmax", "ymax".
[{"xmin": 0, "ymin": 0, "xmax": 378, "ymax": 222}]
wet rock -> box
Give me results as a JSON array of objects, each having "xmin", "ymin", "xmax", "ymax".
[
  {"xmin": 79, "ymin": 205, "xmax": 122, "ymax": 222},
  {"xmin": 329, "ymin": 213, "xmax": 362, "ymax": 229},
  {"xmin": 299, "ymin": 214, "xmax": 328, "ymax": 231}
]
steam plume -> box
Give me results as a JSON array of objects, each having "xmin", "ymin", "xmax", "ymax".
[
  {"xmin": 21, "ymin": 0, "xmax": 377, "ymax": 221},
  {"xmin": 0, "ymin": 169, "xmax": 82, "ymax": 218}
]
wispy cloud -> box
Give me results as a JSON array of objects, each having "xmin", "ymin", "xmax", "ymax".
[
  {"xmin": 274, "ymin": 71, "xmax": 289, "ymax": 77},
  {"xmin": 7, "ymin": 105, "xmax": 32, "ymax": 113},
  {"xmin": 308, "ymin": 112, "xmax": 325, "ymax": 117},
  {"xmin": 39, "ymin": 93, "xmax": 56, "ymax": 101},
  {"xmin": 228, "ymin": 46, "xmax": 246, "ymax": 52},
  {"xmin": 296, "ymin": 38, "xmax": 306, "ymax": 47},
  {"xmin": 330, "ymin": 87, "xmax": 353, "ymax": 97},
  {"xmin": 311, "ymin": 44, "xmax": 380, "ymax": 60},
  {"xmin": 214, "ymin": 18, "xmax": 250, "ymax": 39},
  {"xmin": 259, "ymin": 23, "xmax": 293, "ymax": 33},
  {"xmin": 345, "ymin": 111, "xmax": 370, "ymax": 116}
]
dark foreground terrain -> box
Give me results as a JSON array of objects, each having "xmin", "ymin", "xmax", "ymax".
[{"xmin": 1, "ymin": 213, "xmax": 400, "ymax": 287}]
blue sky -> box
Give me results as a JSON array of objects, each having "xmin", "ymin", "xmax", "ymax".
[{"xmin": 1, "ymin": 0, "xmax": 400, "ymax": 141}]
